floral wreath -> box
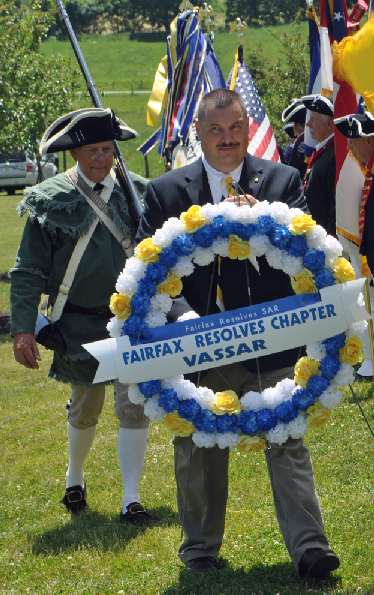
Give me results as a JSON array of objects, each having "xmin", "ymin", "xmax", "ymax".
[{"xmin": 107, "ymin": 200, "xmax": 366, "ymax": 452}]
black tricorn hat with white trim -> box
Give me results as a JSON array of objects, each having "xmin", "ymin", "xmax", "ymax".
[
  {"xmin": 301, "ymin": 94, "xmax": 334, "ymax": 117},
  {"xmin": 334, "ymin": 111, "xmax": 374, "ymax": 138},
  {"xmin": 39, "ymin": 107, "xmax": 138, "ymax": 155},
  {"xmin": 283, "ymin": 121, "xmax": 296, "ymax": 138},
  {"xmin": 282, "ymin": 99, "xmax": 307, "ymax": 125}
]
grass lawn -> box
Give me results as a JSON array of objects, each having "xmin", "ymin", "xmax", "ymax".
[{"xmin": 1, "ymin": 23, "xmax": 374, "ymax": 595}]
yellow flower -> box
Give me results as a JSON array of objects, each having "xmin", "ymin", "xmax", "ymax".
[
  {"xmin": 135, "ymin": 238, "xmax": 161, "ymax": 263},
  {"xmin": 228, "ymin": 235, "xmax": 251, "ymax": 260},
  {"xmin": 294, "ymin": 356, "xmax": 320, "ymax": 388},
  {"xmin": 109, "ymin": 292, "xmax": 132, "ymax": 320},
  {"xmin": 308, "ymin": 402, "xmax": 331, "ymax": 429},
  {"xmin": 158, "ymin": 272, "xmax": 183, "ymax": 297},
  {"xmin": 212, "ymin": 390, "xmax": 241, "ymax": 415},
  {"xmin": 180, "ymin": 205, "xmax": 207, "ymax": 232},
  {"xmin": 289, "ymin": 214, "xmax": 316, "ymax": 235},
  {"xmin": 291, "ymin": 270, "xmax": 317, "ymax": 294},
  {"xmin": 332, "ymin": 257, "xmax": 356, "ymax": 283},
  {"xmin": 164, "ymin": 412, "xmax": 194, "ymax": 437},
  {"xmin": 339, "ymin": 335, "xmax": 364, "ymax": 365},
  {"xmin": 238, "ymin": 436, "xmax": 266, "ymax": 453}
]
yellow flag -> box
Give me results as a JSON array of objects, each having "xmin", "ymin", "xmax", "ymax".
[{"xmin": 146, "ymin": 55, "xmax": 169, "ymax": 127}]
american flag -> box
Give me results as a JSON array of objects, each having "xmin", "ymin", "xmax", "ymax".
[{"xmin": 227, "ymin": 58, "xmax": 280, "ymax": 162}]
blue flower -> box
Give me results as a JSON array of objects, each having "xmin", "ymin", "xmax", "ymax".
[
  {"xmin": 137, "ymin": 278, "xmax": 157, "ymax": 297},
  {"xmin": 319, "ymin": 356, "xmax": 340, "ymax": 380},
  {"xmin": 315, "ymin": 268, "xmax": 335, "ymax": 289},
  {"xmin": 307, "ymin": 375, "xmax": 330, "ymax": 397},
  {"xmin": 303, "ymin": 249, "xmax": 325, "ymax": 273},
  {"xmin": 159, "ymin": 388, "xmax": 179, "ymax": 412},
  {"xmin": 193, "ymin": 225, "xmax": 215, "ymax": 247},
  {"xmin": 257, "ymin": 408, "xmax": 277, "ymax": 432},
  {"xmin": 270, "ymin": 224, "xmax": 291, "ymax": 249},
  {"xmin": 216, "ymin": 414, "xmax": 239, "ymax": 433},
  {"xmin": 212, "ymin": 216, "xmax": 233, "ymax": 238},
  {"xmin": 273, "ymin": 400, "xmax": 298, "ymax": 423},
  {"xmin": 158, "ymin": 247, "xmax": 178, "ymax": 268},
  {"xmin": 288, "ymin": 235, "xmax": 308, "ymax": 257},
  {"xmin": 144, "ymin": 263, "xmax": 168, "ymax": 284},
  {"xmin": 131, "ymin": 293, "xmax": 151, "ymax": 317},
  {"xmin": 138, "ymin": 380, "xmax": 162, "ymax": 398},
  {"xmin": 292, "ymin": 388, "xmax": 315, "ymax": 411},
  {"xmin": 323, "ymin": 333, "xmax": 346, "ymax": 355},
  {"xmin": 194, "ymin": 409, "xmax": 217, "ymax": 433},
  {"xmin": 257, "ymin": 215, "xmax": 275, "ymax": 235},
  {"xmin": 123, "ymin": 315, "xmax": 147, "ymax": 338},
  {"xmin": 238, "ymin": 411, "xmax": 259, "ymax": 435},
  {"xmin": 172, "ymin": 234, "xmax": 195, "ymax": 255},
  {"xmin": 230, "ymin": 221, "xmax": 256, "ymax": 240},
  {"xmin": 178, "ymin": 398, "xmax": 201, "ymax": 421}
]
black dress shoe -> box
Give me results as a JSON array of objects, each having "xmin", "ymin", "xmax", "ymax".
[
  {"xmin": 186, "ymin": 557, "xmax": 219, "ymax": 572},
  {"xmin": 299, "ymin": 548, "xmax": 340, "ymax": 581},
  {"xmin": 61, "ymin": 484, "xmax": 88, "ymax": 515},
  {"xmin": 119, "ymin": 502, "xmax": 152, "ymax": 525}
]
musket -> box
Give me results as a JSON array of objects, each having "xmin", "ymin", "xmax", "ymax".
[{"xmin": 55, "ymin": 0, "xmax": 143, "ymax": 225}]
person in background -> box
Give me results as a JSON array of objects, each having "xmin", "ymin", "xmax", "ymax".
[
  {"xmin": 281, "ymin": 98, "xmax": 307, "ymax": 178},
  {"xmin": 11, "ymin": 108, "xmax": 152, "ymax": 524},
  {"xmin": 302, "ymin": 94, "xmax": 336, "ymax": 236}
]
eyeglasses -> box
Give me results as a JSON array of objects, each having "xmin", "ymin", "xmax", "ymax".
[{"xmin": 81, "ymin": 146, "xmax": 114, "ymax": 159}]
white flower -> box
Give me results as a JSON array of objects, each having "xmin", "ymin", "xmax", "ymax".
[
  {"xmin": 306, "ymin": 342, "xmax": 326, "ymax": 360},
  {"xmin": 282, "ymin": 254, "xmax": 303, "ymax": 276},
  {"xmin": 266, "ymin": 422, "xmax": 289, "ymax": 445},
  {"xmin": 145, "ymin": 310, "xmax": 167, "ymax": 328},
  {"xmin": 106, "ymin": 316, "xmax": 123, "ymax": 338},
  {"xmin": 172, "ymin": 256, "xmax": 195, "ymax": 278},
  {"xmin": 266, "ymin": 247, "xmax": 284, "ymax": 270},
  {"xmin": 306, "ymin": 225, "xmax": 327, "ymax": 248},
  {"xmin": 201, "ymin": 203, "xmax": 217, "ymax": 221},
  {"xmin": 270, "ymin": 201, "xmax": 293, "ymax": 226},
  {"xmin": 250, "ymin": 234, "xmax": 271, "ymax": 257},
  {"xmin": 116, "ymin": 271, "xmax": 138, "ymax": 295},
  {"xmin": 321, "ymin": 235, "xmax": 343, "ymax": 261},
  {"xmin": 177, "ymin": 310, "xmax": 199, "ymax": 322},
  {"xmin": 212, "ymin": 238, "xmax": 229, "ymax": 257},
  {"xmin": 151, "ymin": 293, "xmax": 173, "ymax": 314},
  {"xmin": 287, "ymin": 414, "xmax": 307, "ymax": 438},
  {"xmin": 122, "ymin": 257, "xmax": 146, "ymax": 280},
  {"xmin": 319, "ymin": 387, "xmax": 343, "ymax": 409},
  {"xmin": 144, "ymin": 396, "xmax": 165, "ymax": 420},
  {"xmin": 262, "ymin": 386, "xmax": 284, "ymax": 409},
  {"xmin": 217, "ymin": 201, "xmax": 240, "ymax": 220},
  {"xmin": 193, "ymin": 247, "xmax": 215, "ymax": 266},
  {"xmin": 234, "ymin": 204, "xmax": 255, "ymax": 224},
  {"xmin": 216, "ymin": 432, "xmax": 239, "ymax": 449},
  {"xmin": 251, "ymin": 200, "xmax": 271, "ymax": 218},
  {"xmin": 241, "ymin": 390, "xmax": 264, "ymax": 411},
  {"xmin": 165, "ymin": 378, "xmax": 198, "ymax": 401},
  {"xmin": 193, "ymin": 432, "xmax": 217, "ymax": 448},
  {"xmin": 348, "ymin": 320, "xmax": 367, "ymax": 336},
  {"xmin": 153, "ymin": 218, "xmax": 185, "ymax": 247},
  {"xmin": 331, "ymin": 363, "xmax": 355, "ymax": 386},
  {"xmin": 195, "ymin": 386, "xmax": 216, "ymax": 409},
  {"xmin": 128, "ymin": 384, "xmax": 145, "ymax": 405}
]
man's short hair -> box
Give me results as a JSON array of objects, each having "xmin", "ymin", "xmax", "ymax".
[{"xmin": 197, "ymin": 89, "xmax": 248, "ymax": 122}]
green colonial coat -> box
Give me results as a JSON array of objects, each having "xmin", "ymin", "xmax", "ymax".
[{"xmin": 10, "ymin": 171, "xmax": 146, "ymax": 385}]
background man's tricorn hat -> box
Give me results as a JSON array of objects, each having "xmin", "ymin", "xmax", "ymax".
[
  {"xmin": 39, "ymin": 107, "xmax": 138, "ymax": 155},
  {"xmin": 334, "ymin": 111, "xmax": 374, "ymax": 138},
  {"xmin": 282, "ymin": 98, "xmax": 307, "ymax": 125},
  {"xmin": 283, "ymin": 121, "xmax": 295, "ymax": 138},
  {"xmin": 301, "ymin": 94, "xmax": 334, "ymax": 117}
]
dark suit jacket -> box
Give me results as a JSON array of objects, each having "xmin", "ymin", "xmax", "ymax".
[
  {"xmin": 361, "ymin": 179, "xmax": 374, "ymax": 275},
  {"xmin": 305, "ymin": 142, "xmax": 336, "ymax": 237},
  {"xmin": 136, "ymin": 155, "xmax": 307, "ymax": 372}
]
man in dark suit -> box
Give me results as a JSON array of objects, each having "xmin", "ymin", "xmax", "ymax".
[
  {"xmin": 137, "ymin": 89, "xmax": 339, "ymax": 581},
  {"xmin": 302, "ymin": 94, "xmax": 336, "ymax": 236}
]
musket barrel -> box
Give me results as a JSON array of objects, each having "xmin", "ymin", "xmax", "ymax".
[{"xmin": 55, "ymin": 0, "xmax": 143, "ymax": 224}]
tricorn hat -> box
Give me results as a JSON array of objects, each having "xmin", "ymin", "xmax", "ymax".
[
  {"xmin": 39, "ymin": 107, "xmax": 138, "ymax": 155},
  {"xmin": 301, "ymin": 94, "xmax": 334, "ymax": 117},
  {"xmin": 334, "ymin": 111, "xmax": 374, "ymax": 138},
  {"xmin": 283, "ymin": 121, "xmax": 296, "ymax": 138},
  {"xmin": 282, "ymin": 98, "xmax": 307, "ymax": 126}
]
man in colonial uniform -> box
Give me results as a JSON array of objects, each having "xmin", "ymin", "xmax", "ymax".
[
  {"xmin": 302, "ymin": 94, "xmax": 336, "ymax": 236},
  {"xmin": 281, "ymin": 98, "xmax": 307, "ymax": 179},
  {"xmin": 10, "ymin": 108, "xmax": 151, "ymax": 523}
]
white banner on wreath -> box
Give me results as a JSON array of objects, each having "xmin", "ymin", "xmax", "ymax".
[{"xmin": 84, "ymin": 279, "xmax": 368, "ymax": 384}]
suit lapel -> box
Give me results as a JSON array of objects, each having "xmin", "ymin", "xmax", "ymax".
[
  {"xmin": 241, "ymin": 155, "xmax": 265, "ymax": 199},
  {"xmin": 185, "ymin": 158, "xmax": 214, "ymax": 206}
]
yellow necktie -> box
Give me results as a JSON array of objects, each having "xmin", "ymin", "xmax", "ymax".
[
  {"xmin": 216, "ymin": 176, "xmax": 235, "ymax": 311},
  {"xmin": 224, "ymin": 175, "xmax": 235, "ymax": 197}
]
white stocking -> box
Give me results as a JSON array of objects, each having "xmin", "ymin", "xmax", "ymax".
[
  {"xmin": 66, "ymin": 423, "xmax": 96, "ymax": 488},
  {"xmin": 118, "ymin": 427, "xmax": 148, "ymax": 512}
]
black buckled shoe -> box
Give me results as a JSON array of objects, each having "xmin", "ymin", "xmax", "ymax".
[
  {"xmin": 62, "ymin": 484, "xmax": 88, "ymax": 515},
  {"xmin": 119, "ymin": 502, "xmax": 152, "ymax": 525},
  {"xmin": 299, "ymin": 548, "xmax": 340, "ymax": 581},
  {"xmin": 186, "ymin": 557, "xmax": 220, "ymax": 572}
]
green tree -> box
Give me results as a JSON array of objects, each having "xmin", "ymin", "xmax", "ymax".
[{"xmin": 0, "ymin": 0, "xmax": 79, "ymax": 165}]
